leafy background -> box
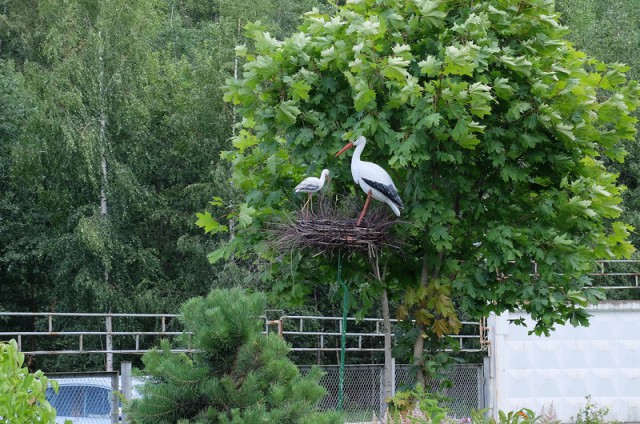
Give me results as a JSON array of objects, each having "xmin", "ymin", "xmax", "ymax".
[{"xmin": 1, "ymin": 0, "xmax": 639, "ymax": 372}]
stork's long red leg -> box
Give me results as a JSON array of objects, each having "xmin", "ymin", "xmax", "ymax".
[{"xmin": 356, "ymin": 190, "xmax": 373, "ymax": 226}]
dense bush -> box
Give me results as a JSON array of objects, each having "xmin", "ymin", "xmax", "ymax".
[{"xmin": 0, "ymin": 339, "xmax": 60, "ymax": 423}]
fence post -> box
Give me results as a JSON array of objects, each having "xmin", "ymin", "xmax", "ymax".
[
  {"xmin": 105, "ymin": 314, "xmax": 113, "ymax": 371},
  {"xmin": 483, "ymin": 356, "xmax": 491, "ymax": 412},
  {"xmin": 110, "ymin": 372, "xmax": 119, "ymax": 424},
  {"xmin": 379, "ymin": 366, "xmax": 385, "ymax": 420},
  {"xmin": 121, "ymin": 361, "xmax": 132, "ymax": 424},
  {"xmin": 391, "ymin": 357, "xmax": 396, "ymax": 397}
]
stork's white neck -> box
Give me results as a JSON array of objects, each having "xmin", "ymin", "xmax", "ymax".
[
  {"xmin": 319, "ymin": 169, "xmax": 329, "ymax": 184},
  {"xmin": 350, "ymin": 140, "xmax": 366, "ymax": 182}
]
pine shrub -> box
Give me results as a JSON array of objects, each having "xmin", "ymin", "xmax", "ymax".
[{"xmin": 127, "ymin": 288, "xmax": 342, "ymax": 424}]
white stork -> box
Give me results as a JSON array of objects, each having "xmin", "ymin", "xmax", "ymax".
[
  {"xmin": 294, "ymin": 169, "xmax": 330, "ymax": 215},
  {"xmin": 335, "ymin": 136, "xmax": 403, "ymax": 226}
]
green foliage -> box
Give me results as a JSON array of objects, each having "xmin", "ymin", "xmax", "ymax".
[
  {"xmin": 385, "ymin": 392, "xmax": 546, "ymax": 424},
  {"xmin": 387, "ymin": 385, "xmax": 450, "ymax": 424},
  {"xmin": 556, "ymin": 0, "xmax": 640, "ymax": 80},
  {"xmin": 385, "ymin": 387, "xmax": 545, "ymax": 424},
  {"xmin": 0, "ymin": 0, "xmax": 326, "ymax": 340},
  {"xmin": 221, "ymin": 0, "xmax": 640, "ymax": 348},
  {"xmin": 0, "ymin": 0, "xmax": 322, "ymax": 366},
  {"xmin": 0, "ymin": 58, "xmax": 43, "ymax": 314},
  {"xmin": 127, "ymin": 288, "xmax": 342, "ymax": 424},
  {"xmin": 393, "ymin": 320, "xmax": 463, "ymax": 384},
  {"xmin": 572, "ymin": 395, "xmax": 619, "ymax": 424},
  {"xmin": 556, "ymin": 0, "xmax": 640, "ymax": 293},
  {"xmin": 0, "ymin": 0, "xmax": 181, "ymax": 321},
  {"xmin": 0, "ymin": 339, "xmax": 61, "ymax": 423},
  {"xmin": 470, "ymin": 408, "xmax": 538, "ymax": 424}
]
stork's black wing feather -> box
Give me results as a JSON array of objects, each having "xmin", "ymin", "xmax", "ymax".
[{"xmin": 362, "ymin": 177, "xmax": 404, "ymax": 208}]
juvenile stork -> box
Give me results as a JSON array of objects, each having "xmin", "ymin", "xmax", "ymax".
[
  {"xmin": 294, "ymin": 169, "xmax": 330, "ymax": 215},
  {"xmin": 335, "ymin": 136, "xmax": 403, "ymax": 226}
]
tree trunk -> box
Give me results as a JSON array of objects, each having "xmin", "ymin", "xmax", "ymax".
[
  {"xmin": 98, "ymin": 31, "xmax": 109, "ymax": 286},
  {"xmin": 227, "ymin": 18, "xmax": 241, "ymax": 242},
  {"xmin": 370, "ymin": 255, "xmax": 393, "ymax": 408},
  {"xmin": 412, "ymin": 253, "xmax": 431, "ymax": 388},
  {"xmin": 100, "ymin": 156, "xmax": 108, "ymax": 215},
  {"xmin": 413, "ymin": 320, "xmax": 427, "ymax": 388}
]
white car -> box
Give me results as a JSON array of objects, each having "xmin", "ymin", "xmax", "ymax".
[{"xmin": 46, "ymin": 376, "xmax": 143, "ymax": 424}]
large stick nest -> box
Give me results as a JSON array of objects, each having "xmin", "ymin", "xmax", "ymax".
[{"xmin": 269, "ymin": 195, "xmax": 401, "ymax": 257}]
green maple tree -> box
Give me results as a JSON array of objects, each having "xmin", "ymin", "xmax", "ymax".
[{"xmin": 202, "ymin": 0, "xmax": 640, "ymax": 386}]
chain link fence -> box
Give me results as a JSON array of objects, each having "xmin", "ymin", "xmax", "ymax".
[
  {"xmin": 396, "ymin": 364, "xmax": 484, "ymax": 418},
  {"xmin": 45, "ymin": 364, "xmax": 481, "ymax": 423},
  {"xmin": 45, "ymin": 372, "xmax": 119, "ymax": 424},
  {"xmin": 301, "ymin": 363, "xmax": 484, "ymax": 422}
]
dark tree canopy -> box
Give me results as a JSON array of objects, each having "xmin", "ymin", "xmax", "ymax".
[{"xmin": 0, "ymin": 0, "xmax": 324, "ymax": 371}]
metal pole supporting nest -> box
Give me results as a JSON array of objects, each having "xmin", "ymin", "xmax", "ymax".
[{"xmin": 337, "ymin": 250, "xmax": 348, "ymax": 411}]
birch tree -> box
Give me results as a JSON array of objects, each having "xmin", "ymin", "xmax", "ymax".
[{"xmin": 6, "ymin": 0, "xmax": 167, "ymax": 313}]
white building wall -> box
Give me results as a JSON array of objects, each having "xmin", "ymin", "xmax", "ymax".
[{"xmin": 487, "ymin": 301, "xmax": 640, "ymax": 423}]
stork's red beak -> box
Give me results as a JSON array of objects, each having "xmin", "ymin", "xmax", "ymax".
[{"xmin": 335, "ymin": 142, "xmax": 354, "ymax": 157}]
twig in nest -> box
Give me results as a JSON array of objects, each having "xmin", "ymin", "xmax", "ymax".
[{"xmin": 268, "ymin": 195, "xmax": 401, "ymax": 257}]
